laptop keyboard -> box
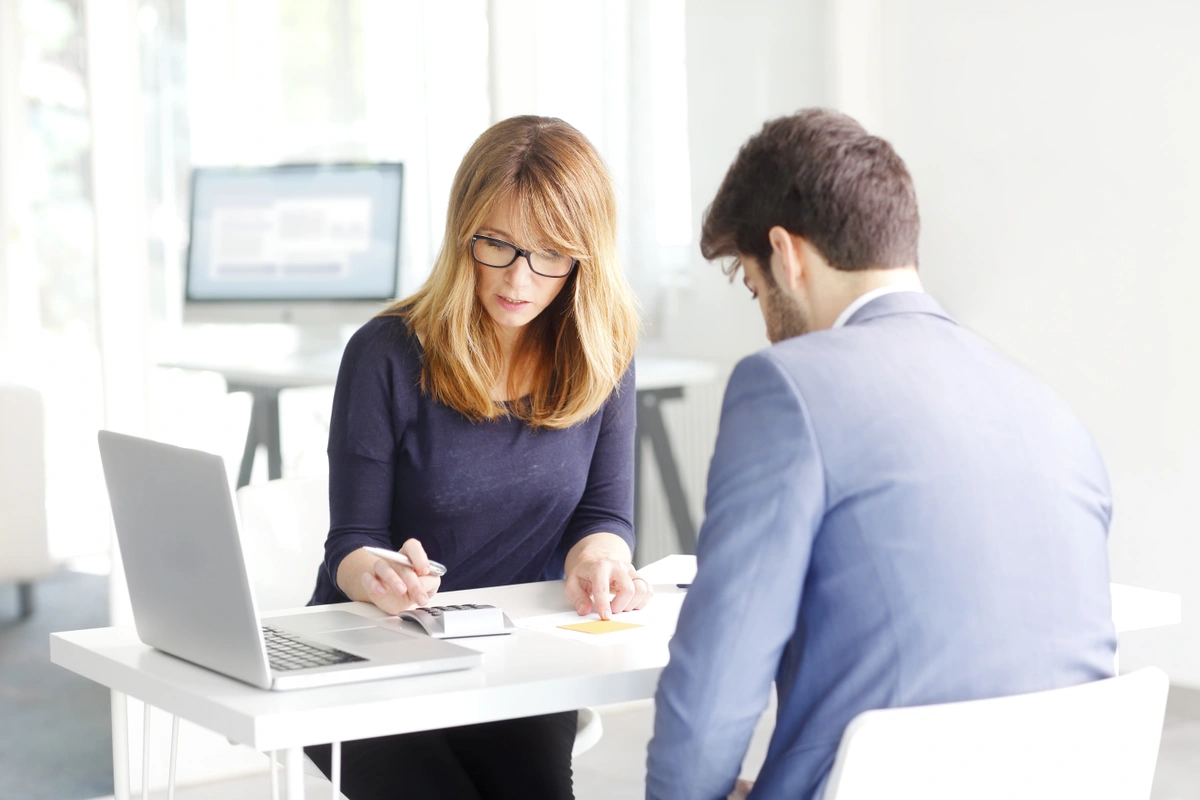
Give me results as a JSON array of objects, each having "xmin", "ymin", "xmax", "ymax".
[{"xmin": 262, "ymin": 626, "xmax": 367, "ymax": 672}]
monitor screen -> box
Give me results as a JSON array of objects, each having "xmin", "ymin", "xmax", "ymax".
[{"xmin": 185, "ymin": 163, "xmax": 402, "ymax": 304}]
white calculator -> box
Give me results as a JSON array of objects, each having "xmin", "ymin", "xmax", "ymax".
[{"xmin": 398, "ymin": 604, "xmax": 516, "ymax": 639}]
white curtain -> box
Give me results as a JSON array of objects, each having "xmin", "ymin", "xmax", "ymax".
[{"xmin": 487, "ymin": 0, "xmax": 693, "ymax": 337}]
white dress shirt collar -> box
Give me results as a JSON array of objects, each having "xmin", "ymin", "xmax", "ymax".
[{"xmin": 832, "ymin": 286, "xmax": 925, "ymax": 329}]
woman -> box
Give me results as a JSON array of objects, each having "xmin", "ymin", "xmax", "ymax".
[{"xmin": 305, "ymin": 116, "xmax": 650, "ymax": 799}]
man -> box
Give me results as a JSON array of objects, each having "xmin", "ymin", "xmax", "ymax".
[{"xmin": 645, "ymin": 109, "xmax": 1116, "ymax": 800}]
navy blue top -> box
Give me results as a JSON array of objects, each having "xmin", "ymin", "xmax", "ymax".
[{"xmin": 309, "ymin": 314, "xmax": 636, "ymax": 605}]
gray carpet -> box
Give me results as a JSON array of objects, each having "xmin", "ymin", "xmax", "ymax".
[{"xmin": 0, "ymin": 571, "xmax": 113, "ymax": 800}]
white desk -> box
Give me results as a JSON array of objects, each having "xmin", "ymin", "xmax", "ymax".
[
  {"xmin": 54, "ymin": 577, "xmax": 686, "ymax": 800},
  {"xmin": 159, "ymin": 348, "xmax": 718, "ymax": 556},
  {"xmin": 1109, "ymin": 583, "xmax": 1183, "ymax": 633},
  {"xmin": 51, "ymin": 557, "xmax": 1179, "ymax": 800}
]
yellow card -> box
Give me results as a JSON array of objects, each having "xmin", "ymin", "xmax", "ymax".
[{"xmin": 558, "ymin": 620, "xmax": 643, "ymax": 635}]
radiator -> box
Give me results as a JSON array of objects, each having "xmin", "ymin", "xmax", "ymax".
[{"xmin": 635, "ymin": 375, "xmax": 726, "ymax": 565}]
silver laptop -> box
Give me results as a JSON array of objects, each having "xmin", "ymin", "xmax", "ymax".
[{"xmin": 97, "ymin": 430, "xmax": 481, "ymax": 691}]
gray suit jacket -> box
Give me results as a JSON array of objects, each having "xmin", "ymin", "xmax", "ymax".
[{"xmin": 646, "ymin": 292, "xmax": 1116, "ymax": 800}]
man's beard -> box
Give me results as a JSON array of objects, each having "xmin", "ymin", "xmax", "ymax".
[{"xmin": 762, "ymin": 281, "xmax": 810, "ymax": 343}]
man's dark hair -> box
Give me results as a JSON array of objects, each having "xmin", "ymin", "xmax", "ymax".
[{"xmin": 700, "ymin": 109, "xmax": 919, "ymax": 277}]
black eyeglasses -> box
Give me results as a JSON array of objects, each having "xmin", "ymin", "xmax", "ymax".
[{"xmin": 470, "ymin": 234, "xmax": 577, "ymax": 279}]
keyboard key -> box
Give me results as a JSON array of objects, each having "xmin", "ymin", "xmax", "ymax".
[{"xmin": 263, "ymin": 626, "xmax": 366, "ymax": 673}]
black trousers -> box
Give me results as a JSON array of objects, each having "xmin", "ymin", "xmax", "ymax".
[{"xmin": 305, "ymin": 710, "xmax": 578, "ymax": 800}]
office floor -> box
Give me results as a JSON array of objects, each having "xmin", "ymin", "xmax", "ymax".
[
  {"xmin": 1153, "ymin": 690, "xmax": 1200, "ymax": 800},
  {"xmin": 0, "ymin": 570, "xmax": 113, "ymax": 800}
]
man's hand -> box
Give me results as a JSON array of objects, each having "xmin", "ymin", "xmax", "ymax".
[{"xmin": 563, "ymin": 532, "xmax": 653, "ymax": 619}]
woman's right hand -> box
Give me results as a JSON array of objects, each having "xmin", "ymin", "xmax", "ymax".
[{"xmin": 337, "ymin": 538, "xmax": 441, "ymax": 615}]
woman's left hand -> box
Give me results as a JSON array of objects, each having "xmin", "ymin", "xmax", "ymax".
[{"xmin": 565, "ymin": 544, "xmax": 653, "ymax": 619}]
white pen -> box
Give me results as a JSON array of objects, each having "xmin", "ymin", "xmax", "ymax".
[{"xmin": 362, "ymin": 546, "xmax": 448, "ymax": 577}]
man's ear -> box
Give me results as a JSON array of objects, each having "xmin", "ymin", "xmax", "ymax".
[{"xmin": 767, "ymin": 226, "xmax": 804, "ymax": 291}]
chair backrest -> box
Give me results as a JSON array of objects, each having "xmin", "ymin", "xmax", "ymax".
[
  {"xmin": 823, "ymin": 667, "xmax": 1169, "ymax": 800},
  {"xmin": 235, "ymin": 475, "xmax": 330, "ymax": 612},
  {"xmin": 0, "ymin": 382, "xmax": 51, "ymax": 581}
]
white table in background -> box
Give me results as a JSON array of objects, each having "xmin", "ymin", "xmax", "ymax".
[
  {"xmin": 50, "ymin": 556, "xmax": 1179, "ymax": 800},
  {"xmin": 159, "ymin": 349, "xmax": 718, "ymax": 556},
  {"xmin": 641, "ymin": 555, "xmax": 1186, "ymax": 635}
]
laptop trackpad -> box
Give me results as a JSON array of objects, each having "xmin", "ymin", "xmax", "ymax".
[
  {"xmin": 318, "ymin": 626, "xmax": 418, "ymax": 649},
  {"xmin": 270, "ymin": 610, "xmax": 381, "ymax": 635}
]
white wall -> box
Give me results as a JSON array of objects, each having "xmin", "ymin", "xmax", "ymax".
[
  {"xmin": 669, "ymin": 0, "xmax": 1198, "ymax": 684},
  {"xmin": 877, "ymin": 0, "xmax": 1200, "ymax": 685},
  {"xmin": 650, "ymin": 0, "xmax": 830, "ymax": 366}
]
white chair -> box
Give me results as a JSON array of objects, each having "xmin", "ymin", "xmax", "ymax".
[
  {"xmin": 0, "ymin": 382, "xmax": 53, "ymax": 619},
  {"xmin": 823, "ymin": 666, "xmax": 1170, "ymax": 800},
  {"xmin": 164, "ymin": 475, "xmax": 600, "ymax": 799},
  {"xmin": 236, "ymin": 475, "xmax": 332, "ymax": 613}
]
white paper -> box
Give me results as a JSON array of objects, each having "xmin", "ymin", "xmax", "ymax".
[
  {"xmin": 515, "ymin": 592, "xmax": 687, "ymax": 647},
  {"xmin": 636, "ymin": 554, "xmax": 697, "ymax": 586}
]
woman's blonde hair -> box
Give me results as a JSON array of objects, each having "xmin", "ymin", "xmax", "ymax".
[{"xmin": 382, "ymin": 115, "xmax": 639, "ymax": 429}]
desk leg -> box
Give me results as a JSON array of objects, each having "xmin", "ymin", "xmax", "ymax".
[
  {"xmin": 112, "ymin": 690, "xmax": 130, "ymax": 800},
  {"xmin": 236, "ymin": 407, "xmax": 258, "ymax": 489},
  {"xmin": 331, "ymin": 741, "xmax": 341, "ymax": 800},
  {"xmin": 269, "ymin": 751, "xmax": 280, "ymax": 800},
  {"xmin": 636, "ymin": 388, "xmax": 698, "ymax": 558},
  {"xmin": 167, "ymin": 715, "xmax": 179, "ymax": 800},
  {"xmin": 17, "ymin": 582, "xmax": 33, "ymax": 618},
  {"xmin": 285, "ymin": 747, "xmax": 306, "ymax": 800},
  {"xmin": 230, "ymin": 384, "xmax": 284, "ymax": 488},
  {"xmin": 262, "ymin": 389, "xmax": 282, "ymax": 481},
  {"xmin": 141, "ymin": 702, "xmax": 151, "ymax": 800}
]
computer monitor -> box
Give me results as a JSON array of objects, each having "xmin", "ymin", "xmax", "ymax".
[{"xmin": 183, "ymin": 162, "xmax": 403, "ymax": 331}]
